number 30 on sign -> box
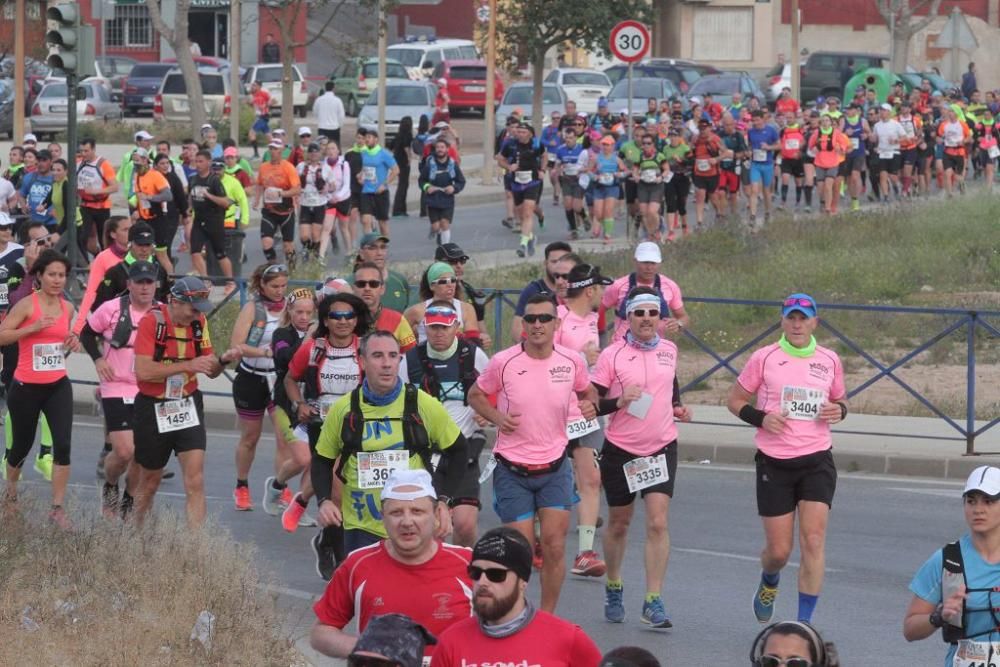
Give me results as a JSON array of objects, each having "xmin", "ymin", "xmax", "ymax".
[{"xmin": 609, "ymin": 21, "xmax": 650, "ymax": 63}]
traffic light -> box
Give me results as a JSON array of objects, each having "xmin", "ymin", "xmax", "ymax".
[{"xmin": 46, "ymin": 3, "xmax": 96, "ymax": 76}]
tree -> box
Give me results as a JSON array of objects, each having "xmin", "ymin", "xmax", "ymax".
[
  {"xmin": 496, "ymin": 0, "xmax": 655, "ymax": 131},
  {"xmin": 144, "ymin": 0, "xmax": 208, "ymax": 130},
  {"xmin": 876, "ymin": 0, "xmax": 944, "ymax": 70}
]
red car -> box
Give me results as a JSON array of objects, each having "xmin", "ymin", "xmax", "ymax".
[{"xmin": 431, "ymin": 60, "xmax": 503, "ymax": 116}]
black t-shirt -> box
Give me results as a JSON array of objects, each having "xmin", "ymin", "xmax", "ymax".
[
  {"xmin": 0, "ymin": 247, "xmax": 25, "ymax": 313},
  {"xmin": 500, "ymin": 140, "xmax": 545, "ymax": 181},
  {"xmin": 188, "ymin": 172, "xmax": 227, "ymax": 227},
  {"xmin": 344, "ymin": 149, "xmax": 364, "ymax": 195}
]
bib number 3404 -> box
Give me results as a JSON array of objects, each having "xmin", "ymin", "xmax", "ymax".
[
  {"xmin": 781, "ymin": 385, "xmax": 825, "ymax": 421},
  {"xmin": 623, "ymin": 453, "xmax": 669, "ymax": 494}
]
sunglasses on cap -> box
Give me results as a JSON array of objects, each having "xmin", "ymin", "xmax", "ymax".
[
  {"xmin": 467, "ymin": 565, "xmax": 511, "ymax": 583},
  {"xmin": 758, "ymin": 656, "xmax": 814, "ymax": 667},
  {"xmin": 425, "ymin": 306, "xmax": 457, "ymax": 318},
  {"xmin": 432, "ymin": 277, "xmax": 457, "ymax": 286},
  {"xmin": 783, "ymin": 297, "xmax": 815, "ymax": 308},
  {"xmin": 522, "ymin": 313, "xmax": 555, "ymax": 324},
  {"xmin": 631, "ymin": 309, "xmax": 660, "ymax": 318},
  {"xmin": 174, "ymin": 287, "xmax": 210, "ymax": 300},
  {"xmin": 354, "ymin": 279, "xmax": 383, "ymax": 289},
  {"xmin": 327, "ymin": 310, "xmax": 357, "ymax": 320},
  {"xmin": 347, "ymin": 657, "xmax": 399, "ymax": 667},
  {"xmin": 263, "ymin": 263, "xmax": 288, "ymax": 275}
]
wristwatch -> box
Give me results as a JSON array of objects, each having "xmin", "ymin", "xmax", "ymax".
[{"xmin": 929, "ymin": 604, "xmax": 945, "ymax": 628}]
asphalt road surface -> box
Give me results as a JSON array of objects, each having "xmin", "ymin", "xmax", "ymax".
[{"xmin": 24, "ymin": 418, "xmax": 958, "ymax": 665}]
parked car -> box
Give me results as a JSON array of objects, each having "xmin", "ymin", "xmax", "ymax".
[
  {"xmin": 122, "ymin": 62, "xmax": 175, "ymax": 116},
  {"xmin": 0, "ymin": 80, "xmax": 14, "ymax": 139},
  {"xmin": 495, "ymin": 82, "xmax": 567, "ymax": 128},
  {"xmin": 798, "ymin": 51, "xmax": 887, "ymax": 103},
  {"xmin": 544, "ymin": 68, "xmax": 611, "ymax": 114},
  {"xmin": 761, "ymin": 62, "xmax": 794, "ymax": 107},
  {"xmin": 92, "ymin": 55, "xmax": 137, "ymax": 104},
  {"xmin": 386, "ymin": 37, "xmax": 478, "ymax": 80},
  {"xmin": 606, "ymin": 77, "xmax": 681, "ymax": 117},
  {"xmin": 357, "ymin": 80, "xmax": 437, "ymax": 141},
  {"xmin": 154, "ymin": 68, "xmax": 231, "ymax": 123},
  {"xmin": 432, "ymin": 59, "xmax": 504, "ymax": 116},
  {"xmin": 242, "ymin": 63, "xmax": 309, "ymax": 118},
  {"xmin": 330, "ymin": 57, "xmax": 409, "ymax": 117},
  {"xmin": 686, "ymin": 73, "xmax": 765, "ymax": 109},
  {"xmin": 604, "ymin": 58, "xmax": 720, "ymax": 94},
  {"xmin": 29, "ymin": 81, "xmax": 123, "ymax": 138}
]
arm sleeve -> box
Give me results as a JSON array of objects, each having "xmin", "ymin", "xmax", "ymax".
[
  {"xmin": 334, "ymin": 163, "xmax": 351, "ymax": 202},
  {"xmin": 74, "ymin": 254, "xmax": 110, "ymax": 335},
  {"xmin": 311, "ymin": 452, "xmax": 337, "ymax": 506},
  {"xmin": 79, "ymin": 321, "xmax": 104, "ymax": 361}
]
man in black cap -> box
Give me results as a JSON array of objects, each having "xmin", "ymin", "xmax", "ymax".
[
  {"xmin": 355, "ymin": 231, "xmax": 409, "ymax": 312},
  {"xmin": 435, "ymin": 242, "xmax": 488, "ymax": 343},
  {"xmin": 95, "ymin": 221, "xmax": 171, "ymax": 307},
  {"xmin": 348, "ymin": 614, "xmax": 436, "ymax": 667},
  {"xmin": 431, "ymin": 527, "xmax": 602, "ymax": 666}
]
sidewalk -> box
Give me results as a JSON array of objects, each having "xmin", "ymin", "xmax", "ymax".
[{"xmin": 65, "ymin": 354, "xmax": 1000, "ymax": 481}]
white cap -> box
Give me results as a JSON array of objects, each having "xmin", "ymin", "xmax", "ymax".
[
  {"xmin": 272, "ymin": 128, "xmax": 287, "ymax": 136},
  {"xmin": 965, "ymin": 466, "xmax": 1000, "ymax": 498},
  {"xmin": 0, "ymin": 211, "xmax": 14, "ymax": 227},
  {"xmin": 381, "ymin": 469, "xmax": 436, "ymax": 502},
  {"xmin": 634, "ymin": 241, "xmax": 662, "ymax": 264},
  {"xmin": 689, "ymin": 95, "xmax": 703, "ymax": 106},
  {"xmin": 200, "ymin": 123, "xmax": 214, "ymax": 133},
  {"xmin": 22, "ymin": 133, "xmax": 37, "ymax": 143},
  {"xmin": 268, "ymin": 139, "xmax": 284, "ymax": 149},
  {"xmin": 298, "ymin": 126, "xmax": 313, "ymax": 136},
  {"xmin": 134, "ymin": 130, "xmax": 154, "ymax": 141},
  {"xmin": 880, "ymin": 103, "xmax": 893, "ymax": 111}
]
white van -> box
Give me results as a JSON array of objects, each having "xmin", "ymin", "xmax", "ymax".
[{"xmin": 386, "ymin": 37, "xmax": 478, "ymax": 80}]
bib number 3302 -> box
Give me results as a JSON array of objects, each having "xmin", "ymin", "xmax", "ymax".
[
  {"xmin": 781, "ymin": 385, "xmax": 825, "ymax": 421},
  {"xmin": 357, "ymin": 450, "xmax": 409, "ymax": 490},
  {"xmin": 155, "ymin": 397, "xmax": 199, "ymax": 433},
  {"xmin": 623, "ymin": 454, "xmax": 669, "ymax": 494},
  {"xmin": 954, "ymin": 640, "xmax": 1000, "ymax": 667}
]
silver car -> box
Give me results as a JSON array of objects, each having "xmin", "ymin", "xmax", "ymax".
[
  {"xmin": 495, "ymin": 82, "xmax": 567, "ymax": 128},
  {"xmin": 358, "ymin": 80, "xmax": 437, "ymax": 141},
  {"xmin": 29, "ymin": 80, "xmax": 122, "ymax": 139},
  {"xmin": 606, "ymin": 78, "xmax": 681, "ymax": 118}
]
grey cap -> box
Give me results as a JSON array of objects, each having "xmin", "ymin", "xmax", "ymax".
[
  {"xmin": 350, "ymin": 614, "xmax": 436, "ymax": 667},
  {"xmin": 128, "ymin": 260, "xmax": 157, "ymax": 282},
  {"xmin": 170, "ymin": 276, "xmax": 212, "ymax": 312}
]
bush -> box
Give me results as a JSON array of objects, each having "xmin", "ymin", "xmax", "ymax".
[
  {"xmin": 0, "ymin": 502, "xmax": 299, "ymax": 665},
  {"xmin": 69, "ymin": 104, "xmax": 257, "ymax": 147}
]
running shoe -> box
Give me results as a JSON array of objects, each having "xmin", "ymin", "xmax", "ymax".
[
  {"xmin": 516, "ymin": 243, "xmax": 527, "ymax": 258},
  {"xmin": 527, "ymin": 236, "xmax": 536, "ymax": 257},
  {"xmin": 101, "ymin": 483, "xmax": 119, "ymax": 519},
  {"xmin": 281, "ymin": 493, "xmax": 307, "ymax": 532},
  {"xmin": 34, "ymin": 453, "xmax": 53, "ymax": 482},
  {"xmin": 536, "ymin": 209, "xmax": 545, "ymax": 229},
  {"xmin": 298, "ymin": 511, "xmax": 318, "ymax": 527},
  {"xmin": 501, "ymin": 217, "xmax": 515, "ymax": 230},
  {"xmin": 752, "ymin": 579, "xmax": 779, "ymax": 623},
  {"xmin": 233, "ymin": 485, "xmax": 253, "ymax": 511},
  {"xmin": 641, "ymin": 597, "xmax": 673, "ymax": 629},
  {"xmin": 571, "ymin": 550, "xmax": 607, "ymax": 577},
  {"xmin": 851, "ymin": 199, "xmax": 861, "ymax": 211},
  {"xmin": 604, "ymin": 584, "xmax": 625, "ymax": 623},
  {"xmin": 279, "ymin": 487, "xmax": 293, "ymax": 509},
  {"xmin": 532, "ymin": 539, "xmax": 543, "ymax": 570},
  {"xmin": 262, "ymin": 477, "xmax": 283, "ymax": 516},
  {"xmin": 312, "ymin": 531, "xmax": 337, "ymax": 581},
  {"xmin": 48, "ymin": 505, "xmax": 72, "ymax": 530},
  {"xmin": 96, "ymin": 448, "xmax": 108, "ymax": 481}
]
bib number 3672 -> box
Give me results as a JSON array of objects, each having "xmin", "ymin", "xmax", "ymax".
[
  {"xmin": 32, "ymin": 343, "xmax": 65, "ymax": 372},
  {"xmin": 623, "ymin": 454, "xmax": 669, "ymax": 494},
  {"xmin": 357, "ymin": 450, "xmax": 409, "ymax": 490}
]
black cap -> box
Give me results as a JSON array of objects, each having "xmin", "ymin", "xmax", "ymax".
[
  {"xmin": 435, "ymin": 242, "xmax": 469, "ymax": 263},
  {"xmin": 566, "ymin": 263, "xmax": 613, "ymax": 290},
  {"xmin": 349, "ymin": 614, "xmax": 436, "ymax": 667},
  {"xmin": 307, "ymin": 142, "xmax": 321, "ymax": 153},
  {"xmin": 130, "ymin": 222, "xmax": 155, "ymax": 246},
  {"xmin": 128, "ymin": 260, "xmax": 157, "ymax": 282},
  {"xmin": 472, "ymin": 527, "xmax": 533, "ymax": 582},
  {"xmin": 210, "ymin": 159, "xmax": 224, "ymax": 170},
  {"xmin": 36, "ymin": 149, "xmax": 52, "ymax": 160}
]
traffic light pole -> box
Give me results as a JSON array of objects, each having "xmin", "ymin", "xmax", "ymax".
[{"xmin": 65, "ymin": 72, "xmax": 79, "ymax": 271}]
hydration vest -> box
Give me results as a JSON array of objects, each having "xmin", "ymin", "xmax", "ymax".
[
  {"xmin": 410, "ymin": 340, "xmax": 478, "ymax": 405},
  {"xmin": 615, "ymin": 273, "xmax": 672, "ymax": 321},
  {"xmin": 302, "ymin": 336, "xmax": 361, "ymax": 402},
  {"xmin": 245, "ymin": 299, "xmax": 270, "ymax": 348},
  {"xmin": 940, "ymin": 539, "xmax": 1000, "ymax": 644},
  {"xmin": 150, "ymin": 305, "xmax": 204, "ymax": 362}
]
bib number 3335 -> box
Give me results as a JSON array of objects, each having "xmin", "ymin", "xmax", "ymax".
[{"xmin": 623, "ymin": 454, "xmax": 669, "ymax": 494}]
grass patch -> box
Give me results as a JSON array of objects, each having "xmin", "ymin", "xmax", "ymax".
[
  {"xmin": 61, "ymin": 106, "xmax": 257, "ymax": 146},
  {"xmin": 0, "ymin": 503, "xmax": 298, "ymax": 665}
]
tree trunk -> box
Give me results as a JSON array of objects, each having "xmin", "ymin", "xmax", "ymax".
[
  {"xmin": 891, "ymin": 31, "xmax": 911, "ymax": 71},
  {"xmin": 144, "ymin": 0, "xmax": 207, "ymax": 130},
  {"xmin": 278, "ymin": 3, "xmax": 300, "ymax": 134},
  {"xmin": 531, "ymin": 51, "xmax": 545, "ymax": 135}
]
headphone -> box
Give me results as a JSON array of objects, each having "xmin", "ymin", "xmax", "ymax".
[{"xmin": 749, "ymin": 621, "xmax": 830, "ymax": 667}]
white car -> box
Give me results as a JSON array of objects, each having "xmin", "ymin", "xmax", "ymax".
[
  {"xmin": 544, "ymin": 68, "xmax": 611, "ymax": 114},
  {"xmin": 242, "ymin": 63, "xmax": 309, "ymax": 117},
  {"xmin": 386, "ymin": 37, "xmax": 479, "ymax": 80}
]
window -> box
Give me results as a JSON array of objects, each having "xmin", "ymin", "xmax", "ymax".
[
  {"xmin": 692, "ymin": 8, "xmax": 752, "ymax": 61},
  {"xmin": 369, "ymin": 86, "xmax": 430, "ymax": 106},
  {"xmin": 562, "ymin": 73, "xmax": 610, "ymax": 87},
  {"xmin": 503, "ymin": 86, "xmax": 562, "ymax": 105},
  {"xmin": 106, "ymin": 5, "xmax": 153, "ymax": 48},
  {"xmin": 386, "ymin": 48, "xmax": 423, "ymax": 67},
  {"xmin": 162, "ymin": 74, "xmax": 225, "ymax": 96},
  {"xmin": 362, "ymin": 63, "xmax": 408, "ymax": 79},
  {"xmin": 450, "ymin": 66, "xmax": 487, "ymax": 81}
]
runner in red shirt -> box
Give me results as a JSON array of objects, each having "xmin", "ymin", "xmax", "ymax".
[
  {"xmin": 690, "ymin": 119, "xmax": 730, "ymax": 229},
  {"xmin": 310, "ymin": 469, "xmax": 473, "ymax": 660},
  {"xmin": 432, "ymin": 527, "xmax": 601, "ymax": 667},
  {"xmin": 248, "ymin": 81, "xmax": 273, "ymax": 157},
  {"xmin": 775, "ymin": 87, "xmax": 801, "ymax": 116}
]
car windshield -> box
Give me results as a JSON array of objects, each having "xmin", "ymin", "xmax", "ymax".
[
  {"xmin": 131, "ymin": 64, "xmax": 173, "ymax": 78},
  {"xmin": 563, "ymin": 72, "xmax": 609, "ymax": 86},
  {"xmin": 162, "ymin": 74, "xmax": 225, "ymax": 95},
  {"xmin": 450, "ymin": 66, "xmax": 487, "ymax": 80},
  {"xmin": 369, "ymin": 86, "xmax": 429, "ymax": 106},
  {"xmin": 689, "ymin": 77, "xmax": 740, "ymax": 96},
  {"xmin": 39, "ymin": 84, "xmax": 86, "ymax": 98},
  {"xmin": 609, "ymin": 79, "xmax": 663, "ymax": 99},
  {"xmin": 387, "ymin": 48, "xmax": 423, "ymax": 67},
  {"xmin": 362, "ymin": 63, "xmax": 409, "ymax": 79},
  {"xmin": 503, "ymin": 86, "xmax": 560, "ymax": 105},
  {"xmin": 255, "ymin": 67, "xmax": 300, "ymax": 83}
]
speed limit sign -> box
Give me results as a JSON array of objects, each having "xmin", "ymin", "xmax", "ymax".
[{"xmin": 609, "ymin": 21, "xmax": 650, "ymax": 63}]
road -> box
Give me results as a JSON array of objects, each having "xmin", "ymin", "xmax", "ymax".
[{"xmin": 27, "ymin": 418, "xmax": 956, "ymax": 665}]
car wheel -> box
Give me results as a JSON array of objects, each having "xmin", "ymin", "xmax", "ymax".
[{"xmin": 347, "ymin": 96, "xmax": 358, "ymax": 117}]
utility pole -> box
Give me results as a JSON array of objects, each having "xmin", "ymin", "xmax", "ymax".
[
  {"xmin": 230, "ymin": 0, "xmax": 241, "ymax": 145},
  {"xmin": 377, "ymin": 0, "xmax": 387, "ymax": 138},
  {"xmin": 13, "ymin": 0, "xmax": 25, "ymax": 142},
  {"xmin": 481, "ymin": 0, "xmax": 497, "ymax": 183},
  {"xmin": 790, "ymin": 0, "xmax": 800, "ymax": 102}
]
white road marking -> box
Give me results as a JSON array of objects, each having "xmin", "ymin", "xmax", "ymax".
[
  {"xmin": 887, "ymin": 487, "xmax": 960, "ymax": 498},
  {"xmin": 673, "ymin": 546, "xmax": 842, "ymax": 573}
]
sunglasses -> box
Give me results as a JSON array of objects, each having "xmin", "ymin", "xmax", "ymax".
[
  {"xmin": 354, "ymin": 280, "xmax": 383, "ymax": 289},
  {"xmin": 328, "ymin": 310, "xmax": 357, "ymax": 320},
  {"xmin": 783, "ymin": 297, "xmax": 815, "ymax": 308},
  {"xmin": 552, "ymin": 273, "xmax": 570, "ymax": 280},
  {"xmin": 263, "ymin": 263, "xmax": 288, "ymax": 275},
  {"xmin": 522, "ymin": 313, "xmax": 556, "ymax": 324},
  {"xmin": 426, "ymin": 306, "xmax": 457, "ymax": 318},
  {"xmin": 347, "ymin": 657, "xmax": 399, "ymax": 667},
  {"xmin": 759, "ymin": 657, "xmax": 813, "ymax": 667},
  {"xmin": 445, "ymin": 258, "xmax": 467, "ymax": 265},
  {"xmin": 432, "ymin": 277, "xmax": 457, "ymax": 286},
  {"xmin": 467, "ymin": 565, "xmax": 511, "ymax": 583},
  {"xmin": 631, "ymin": 309, "xmax": 660, "ymax": 318},
  {"xmin": 175, "ymin": 289, "xmax": 209, "ymax": 301}
]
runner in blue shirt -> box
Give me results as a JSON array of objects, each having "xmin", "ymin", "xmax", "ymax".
[
  {"xmin": 553, "ymin": 129, "xmax": 586, "ymax": 239},
  {"xmin": 746, "ymin": 110, "xmax": 780, "ymax": 229},
  {"xmin": 541, "ymin": 112, "xmax": 563, "ymax": 207},
  {"xmin": 358, "ymin": 129, "xmax": 399, "ymax": 238},
  {"xmin": 17, "ymin": 150, "xmax": 57, "ymax": 228}
]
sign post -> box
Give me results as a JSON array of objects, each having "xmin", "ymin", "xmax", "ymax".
[{"xmin": 609, "ymin": 21, "xmax": 650, "ymax": 140}]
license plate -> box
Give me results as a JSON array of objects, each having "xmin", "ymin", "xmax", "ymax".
[
  {"xmin": 143, "ymin": 96, "xmax": 153, "ymax": 103},
  {"xmin": 51, "ymin": 105, "xmax": 67, "ymax": 113},
  {"xmin": 175, "ymin": 99, "xmax": 189, "ymax": 112},
  {"xmin": 464, "ymin": 85, "xmax": 485, "ymax": 93}
]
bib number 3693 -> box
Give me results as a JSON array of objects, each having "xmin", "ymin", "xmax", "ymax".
[
  {"xmin": 155, "ymin": 397, "xmax": 199, "ymax": 434},
  {"xmin": 781, "ymin": 385, "xmax": 825, "ymax": 421},
  {"xmin": 357, "ymin": 450, "xmax": 409, "ymax": 490},
  {"xmin": 954, "ymin": 640, "xmax": 1000, "ymax": 667},
  {"xmin": 623, "ymin": 454, "xmax": 669, "ymax": 494}
]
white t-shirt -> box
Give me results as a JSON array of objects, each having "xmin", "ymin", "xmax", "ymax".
[
  {"xmin": 314, "ymin": 91, "xmax": 346, "ymax": 130},
  {"xmin": 296, "ymin": 161, "xmax": 336, "ymax": 207},
  {"xmin": 873, "ymin": 120, "xmax": 905, "ymax": 155},
  {"xmin": 0, "ymin": 178, "xmax": 14, "ymax": 212}
]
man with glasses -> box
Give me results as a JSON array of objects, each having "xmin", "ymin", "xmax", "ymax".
[
  {"xmin": 355, "ymin": 232, "xmax": 410, "ymax": 313},
  {"xmin": 353, "ymin": 261, "xmax": 415, "ymax": 353},
  {"xmin": 509, "ymin": 241, "xmax": 572, "ymax": 343},
  {"xmin": 310, "ymin": 469, "xmax": 472, "ymax": 660},
  {"xmin": 727, "ymin": 293, "xmax": 847, "ymax": 625},
  {"xmin": 469, "ymin": 295, "xmax": 598, "ymax": 613},
  {"xmin": 16, "ymin": 149, "xmax": 56, "ymax": 230},
  {"xmin": 431, "ymin": 527, "xmax": 601, "ymax": 666}
]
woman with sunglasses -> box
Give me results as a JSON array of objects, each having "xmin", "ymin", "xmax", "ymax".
[
  {"xmin": 285, "ymin": 292, "xmax": 371, "ymax": 579},
  {"xmin": 264, "ymin": 288, "xmax": 320, "ymax": 530},
  {"xmin": 751, "ymin": 621, "xmax": 838, "ymax": 667},
  {"xmin": 404, "ymin": 262, "xmax": 480, "ymax": 346},
  {"xmin": 230, "ymin": 262, "xmax": 290, "ymax": 512},
  {"xmin": 588, "ymin": 135, "xmax": 625, "ymax": 244},
  {"xmin": 632, "ymin": 135, "xmax": 669, "ymax": 242}
]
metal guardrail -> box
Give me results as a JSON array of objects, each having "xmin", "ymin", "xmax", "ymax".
[{"xmin": 65, "ymin": 278, "xmax": 1000, "ymax": 454}]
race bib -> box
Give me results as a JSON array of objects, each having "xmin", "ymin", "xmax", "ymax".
[
  {"xmin": 362, "ymin": 166, "xmax": 377, "ymax": 183},
  {"xmin": 357, "ymin": 450, "xmax": 409, "ymax": 490},
  {"xmin": 640, "ymin": 169, "xmax": 659, "ymax": 183},
  {"xmin": 192, "ymin": 185, "xmax": 207, "ymax": 201},
  {"xmin": 263, "ymin": 187, "xmax": 282, "ymax": 203},
  {"xmin": 566, "ymin": 418, "xmax": 601, "ymax": 440},
  {"xmin": 155, "ymin": 397, "xmax": 199, "ymax": 433},
  {"xmin": 32, "ymin": 343, "xmax": 64, "ymax": 372},
  {"xmin": 598, "ymin": 172, "xmax": 615, "ymax": 186},
  {"xmin": 752, "ymin": 149, "xmax": 767, "ymax": 162},
  {"xmin": 850, "ymin": 137, "xmax": 860, "ymax": 151},
  {"xmin": 514, "ymin": 170, "xmax": 533, "ymax": 184},
  {"xmin": 165, "ymin": 373, "xmax": 186, "ymax": 400},
  {"xmin": 318, "ymin": 395, "xmax": 336, "ymax": 420},
  {"xmin": 563, "ymin": 163, "xmax": 580, "ymax": 176},
  {"xmin": 989, "ymin": 146, "xmax": 1000, "ymax": 159},
  {"xmin": 0, "ymin": 283, "xmax": 8, "ymax": 307},
  {"xmin": 695, "ymin": 159, "xmax": 711, "ymax": 172},
  {"xmin": 623, "ymin": 454, "xmax": 669, "ymax": 494},
  {"xmin": 785, "ymin": 139, "xmax": 800, "ymax": 150},
  {"xmin": 953, "ymin": 639, "xmax": 1000, "ymax": 667},
  {"xmin": 878, "ymin": 150, "xmax": 896, "ymax": 160},
  {"xmin": 781, "ymin": 385, "xmax": 825, "ymax": 421}
]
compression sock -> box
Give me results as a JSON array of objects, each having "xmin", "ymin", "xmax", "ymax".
[
  {"xmin": 602, "ymin": 219, "xmax": 614, "ymax": 237},
  {"xmin": 645, "ymin": 592, "xmax": 662, "ymax": 603},
  {"xmin": 120, "ymin": 491, "xmax": 134, "ymax": 518},
  {"xmin": 565, "ymin": 209, "xmax": 577, "ymax": 231},
  {"xmin": 803, "ymin": 186, "xmax": 814, "ymax": 208},
  {"xmin": 796, "ymin": 187, "xmax": 802, "ymax": 204},
  {"xmin": 781, "ymin": 184, "xmax": 788, "ymax": 202},
  {"xmin": 236, "ymin": 479, "xmax": 249, "ymax": 488},
  {"xmin": 263, "ymin": 247, "xmax": 277, "ymax": 262},
  {"xmin": 578, "ymin": 525, "xmax": 596, "ymax": 553},
  {"xmin": 607, "ymin": 578, "xmax": 623, "ymax": 589},
  {"xmin": 38, "ymin": 445, "xmax": 51, "ymax": 459},
  {"xmin": 251, "ymin": 140, "xmax": 258, "ymax": 158},
  {"xmin": 439, "ymin": 229, "xmax": 451, "ymax": 244},
  {"xmin": 797, "ymin": 592, "xmax": 819, "ymax": 623},
  {"xmin": 762, "ymin": 570, "xmax": 780, "ymax": 587},
  {"xmin": 271, "ymin": 478, "xmax": 287, "ymax": 490}
]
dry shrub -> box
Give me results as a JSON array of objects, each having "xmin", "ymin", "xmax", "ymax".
[{"xmin": 0, "ymin": 501, "xmax": 300, "ymax": 666}]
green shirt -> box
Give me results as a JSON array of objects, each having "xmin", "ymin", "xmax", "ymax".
[
  {"xmin": 618, "ymin": 141, "xmax": 641, "ymax": 166},
  {"xmin": 382, "ymin": 269, "xmax": 410, "ymax": 312}
]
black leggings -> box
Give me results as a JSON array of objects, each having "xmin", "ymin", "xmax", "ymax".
[
  {"xmin": 664, "ymin": 173, "xmax": 690, "ymax": 216},
  {"xmin": 6, "ymin": 376, "xmax": 73, "ymax": 467}
]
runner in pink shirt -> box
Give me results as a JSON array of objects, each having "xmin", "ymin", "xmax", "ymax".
[
  {"xmin": 79, "ymin": 260, "xmax": 160, "ymax": 519},
  {"xmin": 554, "ymin": 263, "xmax": 613, "ymax": 580},
  {"xmin": 591, "ymin": 286, "xmax": 692, "ymax": 628},
  {"xmin": 469, "ymin": 293, "xmax": 597, "ymax": 614},
  {"xmin": 726, "ymin": 292, "xmax": 847, "ymax": 628},
  {"xmin": 601, "ymin": 242, "xmax": 689, "ymax": 341}
]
